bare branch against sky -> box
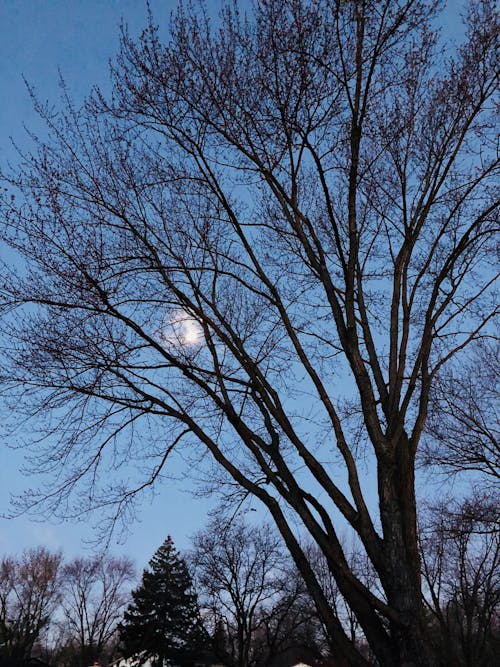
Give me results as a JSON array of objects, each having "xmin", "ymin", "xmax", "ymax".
[{"xmin": 0, "ymin": 1, "xmax": 498, "ymax": 663}]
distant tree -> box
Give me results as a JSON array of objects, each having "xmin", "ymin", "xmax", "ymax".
[
  {"xmin": 420, "ymin": 495, "xmax": 500, "ymax": 667},
  {"xmin": 119, "ymin": 537, "xmax": 203, "ymax": 667},
  {"xmin": 58, "ymin": 554, "xmax": 135, "ymax": 667},
  {"xmin": 252, "ymin": 575, "xmax": 323, "ymax": 667},
  {"xmin": 191, "ymin": 518, "xmax": 318, "ymax": 667},
  {"xmin": 308, "ymin": 539, "xmax": 380, "ymax": 655},
  {"xmin": 0, "ymin": 547, "xmax": 61, "ymax": 663}
]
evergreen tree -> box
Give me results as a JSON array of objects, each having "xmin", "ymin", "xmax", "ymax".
[{"xmin": 119, "ymin": 537, "xmax": 204, "ymax": 667}]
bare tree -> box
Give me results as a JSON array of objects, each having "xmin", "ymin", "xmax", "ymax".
[
  {"xmin": 58, "ymin": 555, "xmax": 135, "ymax": 667},
  {"xmin": 422, "ymin": 340, "xmax": 499, "ymax": 483},
  {"xmin": 308, "ymin": 538, "xmax": 381, "ymax": 657},
  {"xmin": 420, "ymin": 496, "xmax": 500, "ymax": 667},
  {"xmin": 191, "ymin": 518, "xmax": 318, "ymax": 667},
  {"xmin": 253, "ymin": 576, "xmax": 324, "ymax": 667},
  {"xmin": 0, "ymin": 548, "xmax": 61, "ymax": 662},
  {"xmin": 0, "ymin": 1, "xmax": 498, "ymax": 664}
]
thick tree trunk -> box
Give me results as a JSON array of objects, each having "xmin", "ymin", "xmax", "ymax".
[{"xmin": 377, "ymin": 437, "xmax": 436, "ymax": 667}]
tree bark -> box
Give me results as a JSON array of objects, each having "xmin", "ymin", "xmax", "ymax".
[{"xmin": 378, "ymin": 436, "xmax": 435, "ymax": 666}]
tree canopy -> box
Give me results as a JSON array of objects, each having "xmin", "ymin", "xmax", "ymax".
[
  {"xmin": 0, "ymin": 1, "xmax": 498, "ymax": 665},
  {"xmin": 0, "ymin": 548, "xmax": 61, "ymax": 663}
]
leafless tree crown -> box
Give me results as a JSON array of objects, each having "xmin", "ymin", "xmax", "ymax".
[{"xmin": 0, "ymin": 1, "xmax": 498, "ymax": 664}]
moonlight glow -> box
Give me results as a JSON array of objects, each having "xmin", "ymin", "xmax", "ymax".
[{"xmin": 160, "ymin": 310, "xmax": 203, "ymax": 348}]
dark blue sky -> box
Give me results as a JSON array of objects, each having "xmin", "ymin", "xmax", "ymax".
[{"xmin": 0, "ymin": 0, "xmax": 465, "ymax": 565}]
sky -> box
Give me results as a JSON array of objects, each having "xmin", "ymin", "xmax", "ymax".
[
  {"xmin": 0, "ymin": 0, "xmax": 218, "ymax": 570},
  {"xmin": 0, "ymin": 0, "xmax": 466, "ymax": 570}
]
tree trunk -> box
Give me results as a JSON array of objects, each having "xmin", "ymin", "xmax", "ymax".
[{"xmin": 378, "ymin": 437, "xmax": 436, "ymax": 667}]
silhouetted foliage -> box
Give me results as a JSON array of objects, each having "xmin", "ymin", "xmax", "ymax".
[{"xmin": 119, "ymin": 537, "xmax": 204, "ymax": 667}]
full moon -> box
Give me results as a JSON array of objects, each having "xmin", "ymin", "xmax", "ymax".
[
  {"xmin": 181, "ymin": 317, "xmax": 202, "ymax": 345},
  {"xmin": 161, "ymin": 310, "xmax": 203, "ymax": 348}
]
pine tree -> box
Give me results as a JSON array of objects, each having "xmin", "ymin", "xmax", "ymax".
[{"xmin": 119, "ymin": 537, "xmax": 204, "ymax": 667}]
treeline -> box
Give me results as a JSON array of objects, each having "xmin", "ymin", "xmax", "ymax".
[
  {"xmin": 0, "ymin": 549, "xmax": 133, "ymax": 667},
  {"xmin": 1, "ymin": 503, "xmax": 498, "ymax": 667}
]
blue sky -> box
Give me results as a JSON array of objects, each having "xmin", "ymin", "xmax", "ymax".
[
  {"xmin": 0, "ymin": 0, "xmax": 218, "ymax": 569},
  {"xmin": 0, "ymin": 0, "xmax": 466, "ymax": 568}
]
